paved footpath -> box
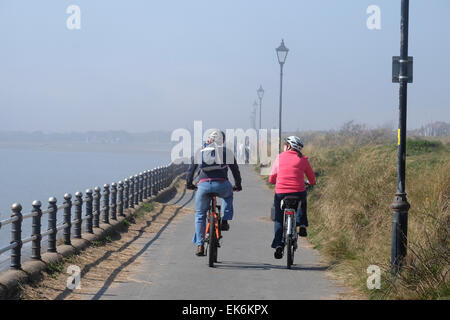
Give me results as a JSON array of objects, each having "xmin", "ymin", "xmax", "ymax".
[{"xmin": 88, "ymin": 165, "xmax": 350, "ymax": 300}]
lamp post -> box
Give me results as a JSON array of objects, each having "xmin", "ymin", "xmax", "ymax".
[
  {"xmin": 256, "ymin": 85, "xmax": 264, "ymax": 164},
  {"xmin": 251, "ymin": 101, "xmax": 257, "ymax": 129},
  {"xmin": 257, "ymin": 85, "xmax": 264, "ymax": 131},
  {"xmin": 276, "ymin": 39, "xmax": 289, "ymax": 153},
  {"xmin": 391, "ymin": 0, "xmax": 413, "ymax": 276}
]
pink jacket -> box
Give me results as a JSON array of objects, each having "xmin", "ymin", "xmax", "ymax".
[{"xmin": 269, "ymin": 151, "xmax": 316, "ymax": 194}]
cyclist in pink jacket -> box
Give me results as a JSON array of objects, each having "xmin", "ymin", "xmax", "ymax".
[{"xmin": 269, "ymin": 136, "xmax": 316, "ymax": 259}]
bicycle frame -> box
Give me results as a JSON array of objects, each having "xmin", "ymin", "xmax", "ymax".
[
  {"xmin": 205, "ymin": 196, "xmax": 221, "ymax": 242},
  {"xmin": 284, "ymin": 208, "xmax": 296, "ymax": 237},
  {"xmin": 205, "ymin": 195, "xmax": 222, "ymax": 267},
  {"xmin": 281, "ymin": 199, "xmax": 300, "ymax": 269}
]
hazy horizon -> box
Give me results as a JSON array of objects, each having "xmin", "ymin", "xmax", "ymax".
[{"xmin": 1, "ymin": 1, "xmax": 449, "ymax": 134}]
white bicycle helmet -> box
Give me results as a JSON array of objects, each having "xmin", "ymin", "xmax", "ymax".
[
  {"xmin": 208, "ymin": 129, "xmax": 225, "ymax": 145},
  {"xmin": 284, "ymin": 136, "xmax": 304, "ymax": 152}
]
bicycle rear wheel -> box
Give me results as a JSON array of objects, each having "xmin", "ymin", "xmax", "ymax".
[
  {"xmin": 286, "ymin": 215, "xmax": 295, "ymax": 269},
  {"xmin": 208, "ymin": 213, "xmax": 217, "ymax": 267},
  {"xmin": 286, "ymin": 236, "xmax": 294, "ymax": 269}
]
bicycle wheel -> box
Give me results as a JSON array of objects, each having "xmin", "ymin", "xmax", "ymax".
[
  {"xmin": 208, "ymin": 212, "xmax": 217, "ymax": 267},
  {"xmin": 286, "ymin": 216, "xmax": 295, "ymax": 269},
  {"xmin": 286, "ymin": 236, "xmax": 294, "ymax": 269}
]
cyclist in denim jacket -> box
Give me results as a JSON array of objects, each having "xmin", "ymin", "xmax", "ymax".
[{"xmin": 186, "ymin": 130, "xmax": 242, "ymax": 256}]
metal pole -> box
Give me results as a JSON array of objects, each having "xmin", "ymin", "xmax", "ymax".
[
  {"xmin": 103, "ymin": 184, "xmax": 110, "ymax": 224},
  {"xmin": 85, "ymin": 189, "xmax": 94, "ymax": 234},
  {"xmin": 129, "ymin": 176, "xmax": 134, "ymax": 209},
  {"xmin": 278, "ymin": 63, "xmax": 284, "ymax": 154},
  {"xmin": 134, "ymin": 175, "xmax": 139, "ymax": 206},
  {"xmin": 10, "ymin": 203, "xmax": 23, "ymax": 269},
  {"xmin": 74, "ymin": 191, "xmax": 83, "ymax": 238},
  {"xmin": 93, "ymin": 187, "xmax": 101, "ymax": 228},
  {"xmin": 124, "ymin": 178, "xmax": 129, "ymax": 210},
  {"xmin": 63, "ymin": 193, "xmax": 72, "ymax": 245},
  {"xmin": 118, "ymin": 181, "xmax": 124, "ymax": 217},
  {"xmin": 391, "ymin": 0, "xmax": 411, "ymax": 276},
  {"xmin": 47, "ymin": 197, "xmax": 57, "ymax": 253},
  {"xmin": 258, "ymin": 98, "xmax": 262, "ymax": 164},
  {"xmin": 31, "ymin": 200, "xmax": 42, "ymax": 260},
  {"xmin": 259, "ymin": 97, "xmax": 262, "ymax": 133},
  {"xmin": 111, "ymin": 183, "xmax": 117, "ymax": 220}
]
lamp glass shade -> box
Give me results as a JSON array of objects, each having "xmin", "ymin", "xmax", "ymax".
[
  {"xmin": 257, "ymin": 86, "xmax": 264, "ymax": 99},
  {"xmin": 276, "ymin": 39, "xmax": 289, "ymax": 64}
]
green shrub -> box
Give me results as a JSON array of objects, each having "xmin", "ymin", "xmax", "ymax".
[{"xmin": 406, "ymin": 138, "xmax": 443, "ymax": 155}]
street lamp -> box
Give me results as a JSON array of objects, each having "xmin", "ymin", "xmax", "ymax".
[
  {"xmin": 252, "ymin": 101, "xmax": 258, "ymax": 129},
  {"xmin": 276, "ymin": 39, "xmax": 289, "ymax": 153},
  {"xmin": 257, "ymin": 85, "xmax": 264, "ymax": 131},
  {"xmin": 391, "ymin": 0, "xmax": 413, "ymax": 276}
]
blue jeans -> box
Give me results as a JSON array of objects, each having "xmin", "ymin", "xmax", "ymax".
[
  {"xmin": 192, "ymin": 180, "xmax": 234, "ymax": 245},
  {"xmin": 271, "ymin": 191, "xmax": 307, "ymax": 249}
]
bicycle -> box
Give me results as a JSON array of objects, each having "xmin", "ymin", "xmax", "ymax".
[
  {"xmin": 204, "ymin": 192, "xmax": 222, "ymax": 267},
  {"xmin": 280, "ymin": 195, "xmax": 301, "ymax": 269},
  {"xmin": 188, "ymin": 184, "xmax": 240, "ymax": 267}
]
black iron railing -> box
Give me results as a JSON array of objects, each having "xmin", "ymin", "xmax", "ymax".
[{"xmin": 0, "ymin": 161, "xmax": 188, "ymax": 270}]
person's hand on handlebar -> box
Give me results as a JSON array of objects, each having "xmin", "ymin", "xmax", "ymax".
[
  {"xmin": 305, "ymin": 180, "xmax": 314, "ymax": 190},
  {"xmin": 186, "ymin": 183, "xmax": 197, "ymax": 190},
  {"xmin": 233, "ymin": 185, "xmax": 242, "ymax": 192}
]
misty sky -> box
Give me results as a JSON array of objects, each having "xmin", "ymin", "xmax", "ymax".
[{"xmin": 0, "ymin": 0, "xmax": 449, "ymax": 133}]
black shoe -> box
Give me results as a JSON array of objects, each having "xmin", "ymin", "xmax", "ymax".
[
  {"xmin": 296, "ymin": 225, "xmax": 307, "ymax": 237},
  {"xmin": 274, "ymin": 246, "xmax": 283, "ymax": 259},
  {"xmin": 221, "ymin": 220, "xmax": 230, "ymax": 231},
  {"xmin": 195, "ymin": 245, "xmax": 205, "ymax": 256}
]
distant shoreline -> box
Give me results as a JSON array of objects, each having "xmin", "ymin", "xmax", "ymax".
[{"xmin": 0, "ymin": 142, "xmax": 173, "ymax": 155}]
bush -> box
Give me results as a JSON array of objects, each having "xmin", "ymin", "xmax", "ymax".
[{"xmin": 406, "ymin": 138, "xmax": 443, "ymax": 155}]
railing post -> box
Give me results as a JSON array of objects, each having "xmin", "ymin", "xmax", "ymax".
[
  {"xmin": 93, "ymin": 187, "xmax": 101, "ymax": 228},
  {"xmin": 118, "ymin": 181, "xmax": 124, "ymax": 216},
  {"xmin": 165, "ymin": 166, "xmax": 169, "ymax": 187},
  {"xmin": 124, "ymin": 178, "xmax": 129, "ymax": 210},
  {"xmin": 150, "ymin": 169, "xmax": 155, "ymax": 196},
  {"xmin": 129, "ymin": 176, "xmax": 134, "ymax": 209},
  {"xmin": 134, "ymin": 175, "xmax": 139, "ymax": 206},
  {"xmin": 156, "ymin": 167, "xmax": 160, "ymax": 194},
  {"xmin": 103, "ymin": 184, "xmax": 110, "ymax": 224},
  {"xmin": 85, "ymin": 189, "xmax": 94, "ymax": 234},
  {"xmin": 143, "ymin": 171, "xmax": 148, "ymax": 199},
  {"xmin": 146, "ymin": 170, "xmax": 151, "ymax": 198},
  {"xmin": 47, "ymin": 197, "xmax": 57, "ymax": 253},
  {"xmin": 162, "ymin": 167, "xmax": 166, "ymax": 188},
  {"xmin": 74, "ymin": 191, "xmax": 83, "ymax": 238},
  {"xmin": 138, "ymin": 173, "xmax": 143, "ymax": 203},
  {"xmin": 111, "ymin": 182, "xmax": 117, "ymax": 220},
  {"xmin": 63, "ymin": 193, "xmax": 72, "ymax": 245},
  {"xmin": 31, "ymin": 200, "xmax": 42, "ymax": 260},
  {"xmin": 166, "ymin": 166, "xmax": 170, "ymax": 187},
  {"xmin": 10, "ymin": 203, "xmax": 23, "ymax": 269}
]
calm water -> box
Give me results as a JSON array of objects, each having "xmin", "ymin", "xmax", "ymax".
[{"xmin": 0, "ymin": 147, "xmax": 171, "ymax": 267}]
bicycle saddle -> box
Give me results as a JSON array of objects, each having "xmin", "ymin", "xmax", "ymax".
[
  {"xmin": 282, "ymin": 196, "xmax": 301, "ymax": 209},
  {"xmin": 206, "ymin": 192, "xmax": 220, "ymax": 197}
]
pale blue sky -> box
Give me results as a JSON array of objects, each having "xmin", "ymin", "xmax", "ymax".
[{"xmin": 0, "ymin": 0, "xmax": 449, "ymax": 133}]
